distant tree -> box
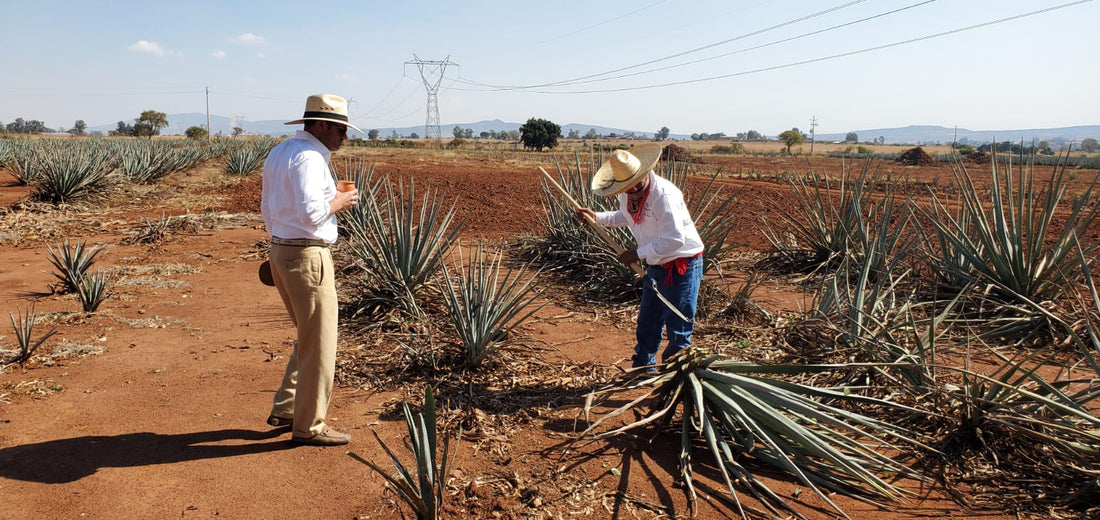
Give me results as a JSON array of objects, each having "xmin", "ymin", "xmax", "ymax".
[
  {"xmin": 567, "ymin": 128, "xmax": 580, "ymax": 139},
  {"xmin": 133, "ymin": 110, "xmax": 168, "ymax": 137},
  {"xmin": 656, "ymin": 126, "xmax": 670, "ymax": 141},
  {"xmin": 584, "ymin": 128, "xmax": 598, "ymax": 139},
  {"xmin": 1037, "ymin": 140, "xmax": 1051, "ymax": 150},
  {"xmin": 519, "ymin": 118, "xmax": 561, "ymax": 151},
  {"xmin": 480, "ymin": 131, "xmax": 491, "ymax": 139},
  {"xmin": 1081, "ymin": 138, "xmax": 1099, "ymax": 153},
  {"xmin": 368, "ymin": 129, "xmax": 380, "ymax": 140},
  {"xmin": 6, "ymin": 118, "xmax": 26, "ymax": 133},
  {"xmin": 113, "ymin": 121, "xmax": 135, "ymax": 136},
  {"xmin": 876, "ymin": 136, "xmax": 886, "ymax": 145},
  {"xmin": 231, "ymin": 127, "xmax": 245, "ymax": 138},
  {"xmin": 453, "ymin": 125, "xmax": 463, "ymax": 138},
  {"xmin": 5, "ymin": 118, "xmax": 48, "ymax": 134},
  {"xmin": 70, "ymin": 120, "xmax": 87, "ymax": 136},
  {"xmin": 462, "ymin": 128, "xmax": 473, "ymax": 139},
  {"xmin": 778, "ymin": 128, "xmax": 805, "ymax": 154},
  {"xmin": 185, "ymin": 125, "xmax": 208, "ymax": 140},
  {"xmin": 506, "ymin": 130, "xmax": 520, "ymax": 140},
  {"xmin": 410, "ymin": 132, "xmax": 420, "ymax": 139},
  {"xmin": 845, "ymin": 132, "xmax": 858, "ymax": 143}
]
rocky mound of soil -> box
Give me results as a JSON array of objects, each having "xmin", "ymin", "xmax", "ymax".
[
  {"xmin": 896, "ymin": 146, "xmax": 938, "ymax": 166},
  {"xmin": 662, "ymin": 143, "xmax": 694, "ymax": 163},
  {"xmin": 965, "ymin": 151, "xmax": 990, "ymax": 164}
]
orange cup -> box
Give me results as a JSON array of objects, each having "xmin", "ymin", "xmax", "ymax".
[{"xmin": 336, "ymin": 180, "xmax": 355, "ymax": 192}]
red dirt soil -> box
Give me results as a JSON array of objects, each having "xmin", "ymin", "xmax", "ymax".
[{"xmin": 3, "ymin": 146, "xmax": 1074, "ymax": 520}]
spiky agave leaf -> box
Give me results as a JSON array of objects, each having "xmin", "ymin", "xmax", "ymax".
[
  {"xmin": 582, "ymin": 349, "xmax": 928, "ymax": 520},
  {"xmin": 346, "ymin": 385, "xmax": 459, "ymax": 520},
  {"xmin": 345, "ymin": 174, "xmax": 464, "ymax": 320},
  {"xmin": 46, "ymin": 239, "xmax": 105, "ymax": 294},
  {"xmin": 441, "ymin": 241, "xmax": 547, "ymax": 366}
]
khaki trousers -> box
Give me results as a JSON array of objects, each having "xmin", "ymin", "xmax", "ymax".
[{"xmin": 268, "ymin": 244, "xmax": 337, "ymax": 437}]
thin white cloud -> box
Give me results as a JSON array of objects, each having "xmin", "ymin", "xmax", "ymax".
[
  {"xmin": 335, "ymin": 73, "xmax": 357, "ymax": 82},
  {"xmin": 211, "ymin": 50, "xmax": 227, "ymax": 60},
  {"xmin": 231, "ymin": 33, "xmax": 267, "ymax": 46},
  {"xmin": 256, "ymin": 52, "xmax": 266, "ymax": 59},
  {"xmin": 128, "ymin": 40, "xmax": 173, "ymax": 57}
]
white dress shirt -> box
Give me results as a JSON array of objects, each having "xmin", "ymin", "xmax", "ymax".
[
  {"xmin": 595, "ymin": 172, "xmax": 704, "ymax": 266},
  {"xmin": 261, "ymin": 130, "xmax": 339, "ymax": 244}
]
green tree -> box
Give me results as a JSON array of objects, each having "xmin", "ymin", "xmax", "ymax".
[
  {"xmin": 368, "ymin": 129, "xmax": 380, "ymax": 140},
  {"xmin": 656, "ymin": 126, "xmax": 670, "ymax": 141},
  {"xmin": 778, "ymin": 128, "xmax": 805, "ymax": 154},
  {"xmin": 185, "ymin": 125, "xmax": 208, "ymax": 140},
  {"xmin": 133, "ymin": 110, "xmax": 168, "ymax": 137},
  {"xmin": 583, "ymin": 128, "xmax": 598, "ymax": 139},
  {"xmin": 567, "ymin": 128, "xmax": 580, "ymax": 139},
  {"xmin": 6, "ymin": 118, "xmax": 26, "ymax": 133},
  {"xmin": 112, "ymin": 121, "xmax": 134, "ymax": 136},
  {"xmin": 1081, "ymin": 138, "xmax": 1099, "ymax": 153},
  {"xmin": 70, "ymin": 120, "xmax": 87, "ymax": 136},
  {"xmin": 453, "ymin": 125, "xmax": 463, "ymax": 138},
  {"xmin": 845, "ymin": 132, "xmax": 858, "ymax": 143},
  {"xmin": 519, "ymin": 118, "xmax": 560, "ymax": 151}
]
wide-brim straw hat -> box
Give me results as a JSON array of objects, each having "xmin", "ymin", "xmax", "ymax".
[
  {"xmin": 591, "ymin": 143, "xmax": 665, "ymax": 196},
  {"xmin": 284, "ymin": 93, "xmax": 362, "ymax": 134}
]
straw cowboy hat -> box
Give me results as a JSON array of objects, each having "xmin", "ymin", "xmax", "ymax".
[
  {"xmin": 284, "ymin": 93, "xmax": 362, "ymax": 134},
  {"xmin": 591, "ymin": 143, "xmax": 665, "ymax": 197}
]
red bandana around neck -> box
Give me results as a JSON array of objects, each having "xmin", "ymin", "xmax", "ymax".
[{"xmin": 626, "ymin": 179, "xmax": 650, "ymax": 225}]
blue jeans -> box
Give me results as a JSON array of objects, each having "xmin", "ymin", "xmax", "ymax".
[{"xmin": 633, "ymin": 255, "xmax": 702, "ymax": 368}]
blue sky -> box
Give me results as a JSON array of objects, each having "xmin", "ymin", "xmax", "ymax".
[{"xmin": 1, "ymin": 0, "xmax": 1096, "ymax": 137}]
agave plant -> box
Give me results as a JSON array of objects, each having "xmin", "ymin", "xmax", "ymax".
[
  {"xmin": 933, "ymin": 350, "xmax": 1100, "ymax": 514},
  {"xmin": 32, "ymin": 141, "xmax": 115, "ymax": 202},
  {"xmin": 6, "ymin": 303, "xmax": 58, "ymax": 367},
  {"xmin": 223, "ymin": 138, "xmax": 278, "ymax": 175},
  {"xmin": 760, "ymin": 161, "xmax": 897, "ymax": 276},
  {"xmin": 77, "ymin": 269, "xmax": 111, "ymax": 312},
  {"xmin": 46, "ymin": 239, "xmax": 105, "ymax": 294},
  {"xmin": 582, "ymin": 348, "xmax": 928, "ymax": 520},
  {"xmin": 917, "ymin": 152, "xmax": 1100, "ymax": 340},
  {"xmin": 534, "ymin": 153, "xmax": 638, "ymax": 300},
  {"xmin": 347, "ymin": 385, "xmax": 459, "ymax": 520},
  {"xmin": 344, "ymin": 174, "xmax": 464, "ymax": 320},
  {"xmin": 920, "ymin": 153, "xmax": 1100, "ymax": 302},
  {"xmin": 441, "ymin": 242, "xmax": 546, "ymax": 366}
]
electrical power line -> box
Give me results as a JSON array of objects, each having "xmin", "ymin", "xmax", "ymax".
[
  {"xmin": 454, "ymin": 0, "xmax": 1092, "ymax": 95},
  {"xmin": 464, "ymin": 0, "xmax": 935, "ymax": 90},
  {"xmin": 455, "ymin": 0, "xmax": 868, "ymax": 90}
]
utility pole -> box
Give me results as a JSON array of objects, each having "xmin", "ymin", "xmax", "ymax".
[
  {"xmin": 205, "ymin": 87, "xmax": 211, "ymax": 140},
  {"xmin": 809, "ymin": 116, "xmax": 818, "ymax": 154},
  {"xmin": 406, "ymin": 55, "xmax": 457, "ymax": 141}
]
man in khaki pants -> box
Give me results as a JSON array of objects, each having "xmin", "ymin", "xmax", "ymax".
[{"xmin": 260, "ymin": 93, "xmax": 360, "ymax": 446}]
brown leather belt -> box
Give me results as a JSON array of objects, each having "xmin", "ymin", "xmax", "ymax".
[{"xmin": 271, "ymin": 237, "xmax": 330, "ymax": 248}]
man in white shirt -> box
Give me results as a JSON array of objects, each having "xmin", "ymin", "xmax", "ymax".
[
  {"xmin": 576, "ymin": 143, "xmax": 704, "ymax": 369},
  {"xmin": 260, "ymin": 93, "xmax": 361, "ymax": 446}
]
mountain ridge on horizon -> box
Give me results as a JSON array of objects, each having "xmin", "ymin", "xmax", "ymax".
[{"xmin": 88, "ymin": 114, "xmax": 1098, "ymax": 146}]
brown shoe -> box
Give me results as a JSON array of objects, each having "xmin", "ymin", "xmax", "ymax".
[
  {"xmin": 292, "ymin": 429, "xmax": 350, "ymax": 446},
  {"xmin": 267, "ymin": 415, "xmax": 293, "ymax": 428}
]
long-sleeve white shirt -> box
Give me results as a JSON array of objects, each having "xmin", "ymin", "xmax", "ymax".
[
  {"xmin": 261, "ymin": 130, "xmax": 339, "ymax": 244},
  {"xmin": 594, "ymin": 172, "xmax": 704, "ymax": 266}
]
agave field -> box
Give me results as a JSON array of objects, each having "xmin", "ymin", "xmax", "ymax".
[{"xmin": 0, "ymin": 135, "xmax": 1098, "ymax": 520}]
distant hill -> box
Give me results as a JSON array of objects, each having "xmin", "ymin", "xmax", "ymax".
[
  {"xmin": 813, "ymin": 125, "xmax": 1100, "ymax": 147},
  {"xmin": 90, "ymin": 116, "xmax": 1097, "ymax": 147}
]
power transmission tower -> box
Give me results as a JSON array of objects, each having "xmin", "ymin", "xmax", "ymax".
[
  {"xmin": 406, "ymin": 55, "xmax": 457, "ymax": 140},
  {"xmin": 809, "ymin": 116, "xmax": 819, "ymax": 155}
]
